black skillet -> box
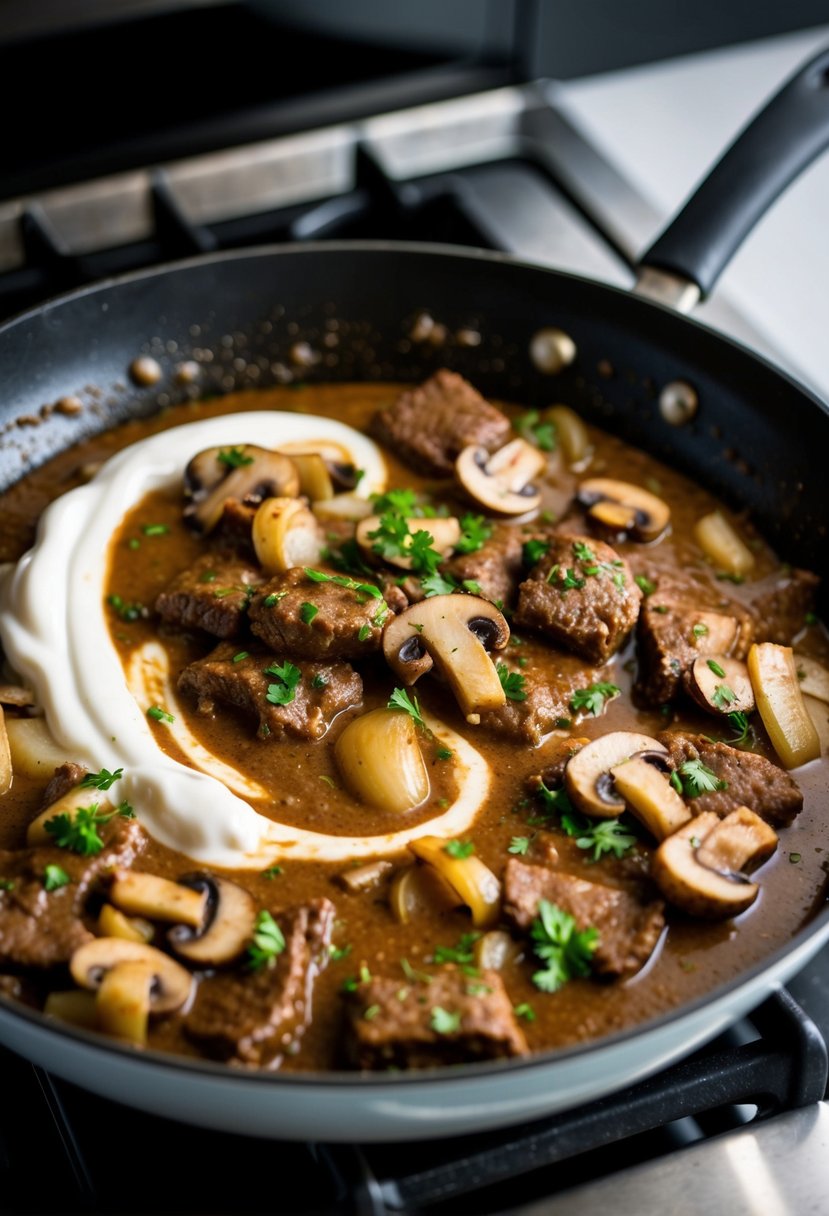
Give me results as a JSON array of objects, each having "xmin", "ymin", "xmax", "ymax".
[{"xmin": 0, "ymin": 47, "xmax": 827, "ymax": 1141}]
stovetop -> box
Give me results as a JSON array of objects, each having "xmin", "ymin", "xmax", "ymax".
[{"xmin": 1, "ymin": 11, "xmax": 828, "ymax": 1213}]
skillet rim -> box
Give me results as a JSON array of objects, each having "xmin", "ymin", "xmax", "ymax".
[{"xmin": 0, "ymin": 237, "xmax": 826, "ymax": 1088}]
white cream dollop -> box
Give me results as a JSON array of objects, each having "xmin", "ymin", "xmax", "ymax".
[{"xmin": 0, "ymin": 412, "xmax": 491, "ymax": 868}]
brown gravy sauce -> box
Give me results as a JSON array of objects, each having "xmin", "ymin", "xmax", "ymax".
[{"xmin": 1, "ymin": 382, "xmax": 827, "ymax": 1069}]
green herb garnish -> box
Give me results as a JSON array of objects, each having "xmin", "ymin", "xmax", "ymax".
[
  {"xmin": 430, "ymin": 1006, "xmax": 462, "ymax": 1034},
  {"xmin": 147, "ymin": 705, "xmax": 175, "ymax": 724},
  {"xmin": 80, "ymin": 767, "xmax": 123, "ymax": 791},
  {"xmin": 264, "ymin": 660, "xmax": 302, "ymax": 706},
  {"xmin": 530, "ymin": 899, "xmax": 599, "ymax": 993},
  {"xmin": 496, "ymin": 664, "xmax": 528, "ymax": 702},
  {"xmin": 246, "ymin": 910, "xmax": 286, "ymax": 971},
  {"xmin": 43, "ymin": 864, "xmax": 70, "ymax": 892},
  {"xmin": 569, "ymin": 682, "xmax": 620, "ymax": 717},
  {"xmin": 444, "ymin": 839, "xmax": 474, "ymax": 859},
  {"xmin": 217, "ymin": 446, "xmax": 253, "ymax": 468},
  {"xmin": 387, "ymin": 687, "xmax": 426, "ymax": 729}
]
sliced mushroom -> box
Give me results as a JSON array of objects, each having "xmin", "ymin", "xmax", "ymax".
[
  {"xmin": 408, "ymin": 835, "xmax": 500, "ymax": 928},
  {"xmin": 355, "ymin": 515, "xmax": 462, "ymax": 570},
  {"xmin": 609, "ymin": 755, "xmax": 690, "ymax": 841},
  {"xmin": 796, "ymin": 655, "xmax": 829, "ymax": 704},
  {"xmin": 578, "ymin": 478, "xmax": 670, "ymax": 542},
  {"xmin": 335, "ymin": 708, "xmax": 430, "ymax": 814},
  {"xmin": 652, "ymin": 808, "xmax": 777, "ymax": 919},
  {"xmin": 686, "ymin": 656, "xmax": 755, "ymax": 716},
  {"xmin": 108, "ymin": 870, "xmax": 207, "ymax": 927},
  {"xmin": 252, "ymin": 496, "xmax": 324, "ymax": 574},
  {"xmin": 690, "ymin": 611, "xmax": 743, "ymax": 655},
  {"xmin": 565, "ymin": 731, "xmax": 667, "ymax": 818},
  {"xmin": 382, "ymin": 595, "xmax": 510, "ymax": 723},
  {"xmin": 70, "ymin": 937, "xmax": 193, "ymax": 1014},
  {"xmin": 183, "ymin": 445, "xmax": 300, "ymax": 534},
  {"xmin": 336, "ymin": 859, "xmax": 393, "ymax": 894},
  {"xmin": 0, "ymin": 706, "xmax": 10, "ymax": 797},
  {"xmin": 694, "ymin": 510, "xmax": 755, "ymax": 577},
  {"xmin": 167, "ymin": 873, "xmax": 257, "ymax": 966},
  {"xmin": 0, "ymin": 684, "xmax": 34, "ymax": 708},
  {"xmin": 748, "ymin": 642, "xmax": 821, "ymax": 769},
  {"xmin": 98, "ymin": 903, "xmax": 155, "ymax": 944},
  {"xmin": 456, "ymin": 438, "xmax": 545, "ymax": 516}
]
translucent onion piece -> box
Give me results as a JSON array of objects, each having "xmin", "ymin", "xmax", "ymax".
[
  {"xmin": 252, "ymin": 496, "xmax": 323, "ymax": 575},
  {"xmin": 44, "ymin": 990, "xmax": 99, "ymax": 1030},
  {"xmin": 335, "ymin": 708, "xmax": 430, "ymax": 815},
  {"xmin": 0, "ymin": 706, "xmax": 11, "ymax": 796},
  {"xmin": 5, "ymin": 716, "xmax": 79, "ymax": 781},
  {"xmin": 408, "ymin": 835, "xmax": 500, "ymax": 927},
  {"xmin": 95, "ymin": 960, "xmax": 154, "ymax": 1045},
  {"xmin": 748, "ymin": 642, "xmax": 821, "ymax": 769},
  {"xmin": 98, "ymin": 903, "xmax": 155, "ymax": 943},
  {"xmin": 694, "ymin": 510, "xmax": 755, "ymax": 576},
  {"xmin": 545, "ymin": 405, "xmax": 592, "ymax": 468},
  {"xmin": 388, "ymin": 864, "xmax": 459, "ymax": 924}
]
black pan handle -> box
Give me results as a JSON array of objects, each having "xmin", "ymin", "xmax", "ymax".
[{"xmin": 638, "ymin": 46, "xmax": 829, "ymax": 302}]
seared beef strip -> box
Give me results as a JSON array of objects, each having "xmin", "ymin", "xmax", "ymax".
[
  {"xmin": 344, "ymin": 967, "xmax": 528, "ymax": 1069},
  {"xmin": 658, "ymin": 731, "xmax": 803, "ymax": 827},
  {"xmin": 749, "ymin": 567, "xmax": 820, "ymax": 645},
  {"xmin": 503, "ymin": 859, "xmax": 665, "ymax": 979},
  {"xmin": 249, "ymin": 567, "xmax": 388, "ymax": 660},
  {"xmin": 369, "ymin": 370, "xmax": 512, "ymax": 477},
  {"xmin": 0, "ymin": 817, "xmax": 146, "ymax": 968},
  {"xmin": 633, "ymin": 571, "xmax": 754, "ymax": 705},
  {"xmin": 178, "ymin": 641, "xmax": 362, "ymax": 740},
  {"xmin": 480, "ymin": 655, "xmax": 601, "ymax": 745},
  {"xmin": 443, "ymin": 523, "xmax": 525, "ymax": 609},
  {"xmin": 185, "ymin": 899, "xmax": 334, "ymax": 1067},
  {"xmin": 155, "ymin": 551, "xmax": 264, "ymax": 639},
  {"xmin": 514, "ymin": 534, "xmax": 641, "ymax": 664}
]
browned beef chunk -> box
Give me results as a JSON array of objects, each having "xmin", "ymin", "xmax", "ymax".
[
  {"xmin": 41, "ymin": 762, "xmax": 87, "ymax": 808},
  {"xmin": 658, "ymin": 731, "xmax": 803, "ymax": 827},
  {"xmin": 249, "ymin": 568, "xmax": 387, "ymax": 661},
  {"xmin": 344, "ymin": 967, "xmax": 528, "ymax": 1069},
  {"xmin": 0, "ymin": 817, "xmax": 146, "ymax": 968},
  {"xmin": 749, "ymin": 568, "xmax": 820, "ymax": 644},
  {"xmin": 369, "ymin": 370, "xmax": 511, "ymax": 477},
  {"xmin": 178, "ymin": 641, "xmax": 362, "ymax": 740},
  {"xmin": 634, "ymin": 571, "xmax": 754, "ymax": 705},
  {"xmin": 213, "ymin": 498, "xmax": 257, "ymax": 557},
  {"xmin": 443, "ymin": 523, "xmax": 524, "ymax": 608},
  {"xmin": 155, "ymin": 552, "xmax": 264, "ymax": 639},
  {"xmin": 374, "ymin": 571, "xmax": 418, "ymax": 614},
  {"xmin": 480, "ymin": 650, "xmax": 601, "ymax": 744},
  {"xmin": 503, "ymin": 859, "xmax": 664, "ymax": 978},
  {"xmin": 185, "ymin": 899, "xmax": 334, "ymax": 1066},
  {"xmin": 514, "ymin": 535, "xmax": 641, "ymax": 663}
]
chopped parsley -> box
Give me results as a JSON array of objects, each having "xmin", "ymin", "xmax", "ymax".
[
  {"xmin": 106, "ymin": 594, "xmax": 146, "ymax": 622},
  {"xmin": 299, "ymin": 602, "xmax": 319, "ymax": 624},
  {"xmin": 707, "ymin": 659, "xmax": 727, "ymax": 678},
  {"xmin": 560, "ymin": 810, "xmax": 637, "ymax": 861},
  {"xmin": 147, "ymin": 705, "xmax": 175, "ymax": 724},
  {"xmin": 232, "ymin": 651, "xmax": 250, "ymax": 663},
  {"xmin": 357, "ymin": 623, "xmax": 372, "ymax": 642},
  {"xmin": 0, "ymin": 879, "xmax": 14, "ymax": 892},
  {"xmin": 455, "ymin": 514, "xmax": 493, "ymax": 554},
  {"xmin": 44, "ymin": 801, "xmax": 134, "ymax": 856},
  {"xmin": 43, "ymin": 864, "xmax": 70, "ymax": 892},
  {"xmin": 264, "ymin": 660, "xmax": 302, "ymax": 706},
  {"xmin": 246, "ymin": 910, "xmax": 286, "ymax": 971},
  {"xmin": 496, "ymin": 664, "xmax": 528, "ymax": 702},
  {"xmin": 530, "ymin": 899, "xmax": 599, "ymax": 993},
  {"xmin": 363, "ymin": 1004, "xmax": 381, "ymax": 1021},
  {"xmin": 673, "ymin": 758, "xmax": 728, "ymax": 798},
  {"xmin": 304, "ymin": 568, "xmax": 383, "ymax": 599},
  {"xmin": 329, "ymin": 943, "xmax": 353, "ymax": 962},
  {"xmin": 516, "ymin": 409, "xmax": 556, "ymax": 452},
  {"xmin": 400, "ymin": 958, "xmax": 432, "ymax": 984},
  {"xmin": 514, "ymin": 1002, "xmax": 536, "ymax": 1022},
  {"xmin": 444, "ymin": 839, "xmax": 474, "ymax": 859},
  {"xmin": 508, "ymin": 836, "xmax": 532, "ymax": 855},
  {"xmin": 711, "ymin": 683, "xmax": 737, "ymax": 710},
  {"xmin": 572, "ymin": 540, "xmax": 595, "ymax": 562},
  {"xmin": 635, "ymin": 574, "xmax": 656, "ymax": 596},
  {"xmin": 546, "ymin": 564, "xmax": 585, "ymax": 592},
  {"xmin": 430, "ymin": 1006, "xmax": 462, "ymax": 1034},
  {"xmin": 80, "ymin": 767, "xmax": 123, "ymax": 791},
  {"xmin": 692, "ymin": 622, "xmax": 710, "ymax": 638},
  {"xmin": 421, "ymin": 571, "xmax": 458, "ymax": 597},
  {"xmin": 370, "ymin": 488, "xmax": 420, "ymax": 516},
  {"xmin": 387, "ymin": 687, "xmax": 426, "ymax": 729},
  {"xmin": 436, "ymin": 746, "xmax": 453, "ymax": 761},
  {"xmin": 432, "ymin": 932, "xmax": 481, "ymax": 972},
  {"xmin": 141, "ymin": 523, "xmax": 169, "ymax": 536},
  {"xmin": 726, "ymin": 711, "xmax": 753, "ymax": 747},
  {"xmin": 569, "ymin": 682, "xmax": 620, "ymax": 717},
  {"xmin": 311, "ymin": 673, "xmax": 329, "ymax": 690},
  {"xmin": 217, "ymin": 446, "xmax": 253, "ymax": 468},
  {"xmin": 342, "ymin": 963, "xmax": 372, "ymax": 993},
  {"xmin": 263, "ymin": 591, "xmax": 286, "ymax": 607},
  {"xmin": 522, "ymin": 538, "xmax": 551, "ymax": 567},
  {"xmin": 790, "ymin": 853, "xmax": 802, "ymax": 864},
  {"xmin": 262, "ymin": 865, "xmax": 283, "ymax": 879},
  {"xmin": 535, "ymin": 778, "xmax": 574, "ymax": 818}
]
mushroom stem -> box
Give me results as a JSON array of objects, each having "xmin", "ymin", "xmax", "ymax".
[{"xmin": 96, "ymin": 961, "xmax": 154, "ymax": 1045}]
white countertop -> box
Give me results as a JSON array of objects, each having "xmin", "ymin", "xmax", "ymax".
[{"xmin": 558, "ymin": 25, "xmax": 829, "ymax": 402}]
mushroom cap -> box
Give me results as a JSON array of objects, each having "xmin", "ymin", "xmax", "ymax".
[
  {"xmin": 70, "ymin": 938, "xmax": 194, "ymax": 1013},
  {"xmin": 382, "ymin": 594, "xmax": 510, "ymax": 720},
  {"xmin": 456, "ymin": 438, "xmax": 545, "ymax": 516},
  {"xmin": 167, "ymin": 874, "xmax": 257, "ymax": 967},
  {"xmin": 183, "ymin": 445, "xmax": 301, "ymax": 534},
  {"xmin": 685, "ymin": 656, "xmax": 755, "ymax": 716},
  {"xmin": 578, "ymin": 477, "xmax": 670, "ymax": 542},
  {"xmin": 565, "ymin": 731, "xmax": 667, "ymax": 819},
  {"xmin": 651, "ymin": 811, "xmax": 768, "ymax": 920}
]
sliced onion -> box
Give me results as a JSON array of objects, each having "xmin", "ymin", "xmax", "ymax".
[
  {"xmin": 408, "ymin": 835, "xmax": 500, "ymax": 928},
  {"xmin": 335, "ymin": 708, "xmax": 430, "ymax": 814},
  {"xmin": 694, "ymin": 510, "xmax": 755, "ymax": 576},
  {"xmin": 747, "ymin": 642, "xmax": 820, "ymax": 768}
]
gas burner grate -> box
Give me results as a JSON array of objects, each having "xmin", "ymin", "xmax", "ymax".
[{"xmin": 1, "ymin": 987, "xmax": 825, "ymax": 1215}]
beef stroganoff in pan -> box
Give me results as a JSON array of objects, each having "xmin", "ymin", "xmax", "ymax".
[{"xmin": 0, "ymin": 371, "xmax": 827, "ymax": 1071}]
